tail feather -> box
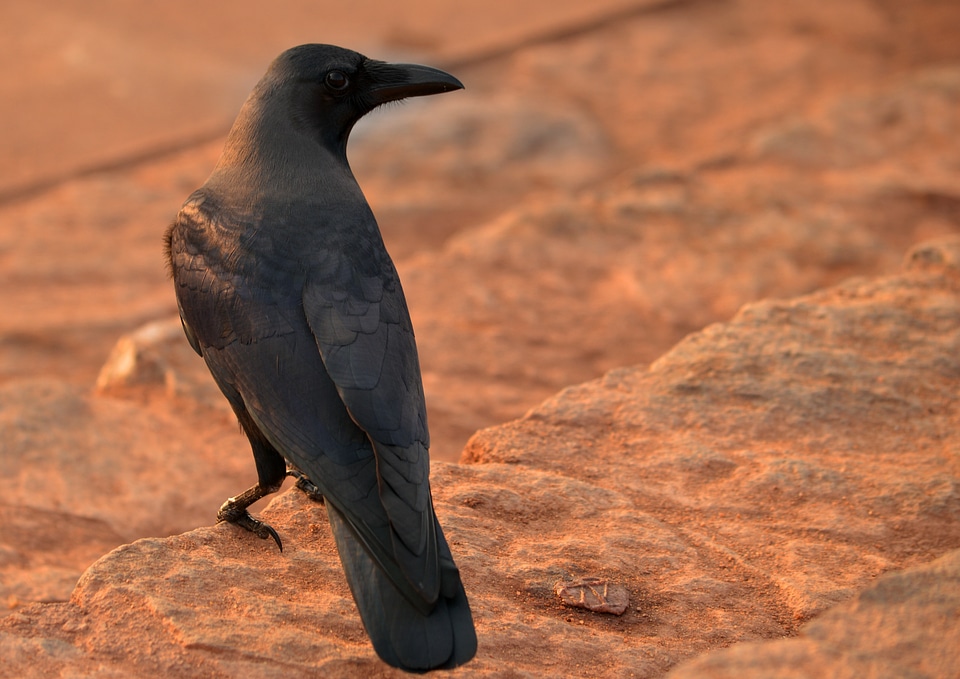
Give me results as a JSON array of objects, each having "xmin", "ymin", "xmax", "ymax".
[{"xmin": 326, "ymin": 502, "xmax": 477, "ymax": 671}]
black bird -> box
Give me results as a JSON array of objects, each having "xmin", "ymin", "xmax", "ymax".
[{"xmin": 164, "ymin": 44, "xmax": 475, "ymax": 671}]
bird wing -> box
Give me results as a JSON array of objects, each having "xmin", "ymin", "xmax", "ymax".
[
  {"xmin": 301, "ymin": 231, "xmax": 441, "ymax": 604},
  {"xmin": 168, "ymin": 196, "xmax": 440, "ymax": 609}
]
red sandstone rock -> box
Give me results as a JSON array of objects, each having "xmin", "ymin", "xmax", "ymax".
[
  {"xmin": 3, "ymin": 1, "xmax": 960, "ymax": 676},
  {"xmin": 668, "ymin": 548, "xmax": 960, "ymax": 679},
  {"xmin": 2, "ymin": 240, "xmax": 959, "ymax": 676}
]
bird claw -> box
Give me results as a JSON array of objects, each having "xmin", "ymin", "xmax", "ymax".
[
  {"xmin": 218, "ymin": 498, "xmax": 283, "ymax": 552},
  {"xmin": 286, "ymin": 466, "xmax": 325, "ymax": 503}
]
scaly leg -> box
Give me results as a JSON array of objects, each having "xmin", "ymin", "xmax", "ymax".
[
  {"xmin": 286, "ymin": 463, "xmax": 324, "ymax": 503},
  {"xmin": 217, "ymin": 481, "xmax": 284, "ymax": 551}
]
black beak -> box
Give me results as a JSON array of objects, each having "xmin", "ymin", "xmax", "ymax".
[{"xmin": 363, "ymin": 60, "xmax": 464, "ymax": 106}]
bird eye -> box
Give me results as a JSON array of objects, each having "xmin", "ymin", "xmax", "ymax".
[{"xmin": 324, "ymin": 71, "xmax": 349, "ymax": 92}]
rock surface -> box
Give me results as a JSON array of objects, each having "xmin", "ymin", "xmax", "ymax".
[
  {"xmin": 3, "ymin": 1, "xmax": 960, "ymax": 677},
  {"xmin": 0, "ymin": 0, "xmax": 654, "ymax": 197},
  {"xmin": 7, "ymin": 0, "xmax": 960, "ymax": 460},
  {"xmin": 3, "ymin": 240, "xmax": 960, "ymax": 677},
  {"xmin": 669, "ymin": 548, "xmax": 960, "ymax": 679}
]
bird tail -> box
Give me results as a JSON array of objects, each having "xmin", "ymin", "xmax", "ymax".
[{"xmin": 325, "ymin": 502, "xmax": 477, "ymax": 671}]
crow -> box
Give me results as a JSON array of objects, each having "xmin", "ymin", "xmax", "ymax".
[{"xmin": 163, "ymin": 44, "xmax": 475, "ymax": 671}]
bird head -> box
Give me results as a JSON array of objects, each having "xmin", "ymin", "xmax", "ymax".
[{"xmin": 252, "ymin": 44, "xmax": 464, "ymax": 154}]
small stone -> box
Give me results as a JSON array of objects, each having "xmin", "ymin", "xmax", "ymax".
[
  {"xmin": 554, "ymin": 577, "xmax": 629, "ymax": 616},
  {"xmin": 95, "ymin": 319, "xmax": 183, "ymax": 391}
]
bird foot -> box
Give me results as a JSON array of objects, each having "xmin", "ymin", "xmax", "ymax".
[
  {"xmin": 286, "ymin": 466, "xmax": 325, "ymax": 503},
  {"xmin": 217, "ymin": 495, "xmax": 283, "ymax": 552}
]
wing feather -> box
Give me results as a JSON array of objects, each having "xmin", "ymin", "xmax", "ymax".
[{"xmin": 168, "ymin": 197, "xmax": 440, "ymax": 607}]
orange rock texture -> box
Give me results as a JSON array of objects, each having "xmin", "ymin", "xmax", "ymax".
[{"xmin": 2, "ymin": 0, "xmax": 960, "ymax": 676}]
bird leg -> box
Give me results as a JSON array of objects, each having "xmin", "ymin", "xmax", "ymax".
[
  {"xmin": 217, "ymin": 482, "xmax": 284, "ymax": 551},
  {"xmin": 286, "ymin": 464, "xmax": 325, "ymax": 503}
]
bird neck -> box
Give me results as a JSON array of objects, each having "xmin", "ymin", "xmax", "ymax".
[{"xmin": 208, "ymin": 95, "xmax": 358, "ymax": 205}]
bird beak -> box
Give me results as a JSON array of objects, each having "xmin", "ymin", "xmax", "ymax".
[{"xmin": 363, "ymin": 60, "xmax": 464, "ymax": 105}]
